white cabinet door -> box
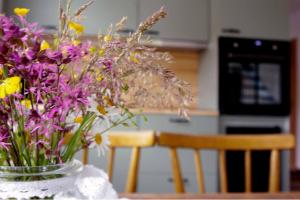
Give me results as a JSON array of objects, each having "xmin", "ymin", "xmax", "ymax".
[
  {"xmin": 217, "ymin": 0, "xmax": 289, "ymax": 40},
  {"xmin": 72, "ymin": 0, "xmax": 138, "ymax": 35},
  {"xmin": 4, "ymin": 0, "xmax": 59, "ymax": 31},
  {"xmin": 4, "ymin": 0, "xmax": 138, "ymax": 35},
  {"xmin": 139, "ymin": 0, "xmax": 209, "ymax": 42}
]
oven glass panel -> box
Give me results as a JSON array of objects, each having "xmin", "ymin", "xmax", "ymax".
[{"xmin": 238, "ymin": 62, "xmax": 281, "ymax": 105}]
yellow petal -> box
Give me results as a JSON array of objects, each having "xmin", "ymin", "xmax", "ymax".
[
  {"xmin": 104, "ymin": 35, "xmax": 112, "ymax": 43},
  {"xmin": 74, "ymin": 116, "xmax": 83, "ymax": 124},
  {"xmin": 104, "ymin": 96, "xmax": 114, "ymax": 106},
  {"xmin": 40, "ymin": 40, "xmax": 50, "ymax": 51},
  {"xmin": 14, "ymin": 8, "xmax": 30, "ymax": 17},
  {"xmin": 0, "ymin": 67, "xmax": 3, "ymax": 76},
  {"xmin": 89, "ymin": 47, "xmax": 97, "ymax": 54},
  {"xmin": 72, "ymin": 39, "xmax": 81, "ymax": 46},
  {"xmin": 3, "ymin": 76, "xmax": 21, "ymax": 95},
  {"xmin": 68, "ymin": 21, "xmax": 85, "ymax": 34},
  {"xmin": 97, "ymin": 105, "xmax": 107, "ymax": 115},
  {"xmin": 5, "ymin": 84, "xmax": 20, "ymax": 95},
  {"xmin": 0, "ymin": 85, "xmax": 6, "ymax": 99},
  {"xmin": 98, "ymin": 49, "xmax": 105, "ymax": 56},
  {"xmin": 130, "ymin": 52, "xmax": 139, "ymax": 63},
  {"xmin": 94, "ymin": 133, "xmax": 103, "ymax": 145},
  {"xmin": 21, "ymin": 99, "xmax": 31, "ymax": 109},
  {"xmin": 4, "ymin": 76, "xmax": 21, "ymax": 85},
  {"xmin": 96, "ymin": 74, "xmax": 103, "ymax": 81}
]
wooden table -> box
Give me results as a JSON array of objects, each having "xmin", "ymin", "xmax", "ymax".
[{"xmin": 120, "ymin": 193, "xmax": 300, "ymax": 199}]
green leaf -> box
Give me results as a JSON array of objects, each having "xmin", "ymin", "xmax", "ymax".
[{"xmin": 142, "ymin": 115, "xmax": 148, "ymax": 122}]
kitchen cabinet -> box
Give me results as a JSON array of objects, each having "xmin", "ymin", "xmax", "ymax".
[
  {"xmin": 139, "ymin": 0, "xmax": 209, "ymax": 44},
  {"xmin": 216, "ymin": 0, "xmax": 289, "ymax": 40},
  {"xmin": 4, "ymin": 0, "xmax": 210, "ymax": 47},
  {"xmin": 4, "ymin": 0, "xmax": 138, "ymax": 35}
]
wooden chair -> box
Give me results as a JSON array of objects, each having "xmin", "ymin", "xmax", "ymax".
[
  {"xmin": 108, "ymin": 131, "xmax": 156, "ymax": 193},
  {"xmin": 82, "ymin": 131, "xmax": 156, "ymax": 193},
  {"xmin": 158, "ymin": 133, "xmax": 295, "ymax": 193}
]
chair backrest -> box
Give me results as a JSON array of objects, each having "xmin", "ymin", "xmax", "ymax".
[
  {"xmin": 158, "ymin": 133, "xmax": 295, "ymax": 193},
  {"xmin": 107, "ymin": 131, "xmax": 156, "ymax": 193}
]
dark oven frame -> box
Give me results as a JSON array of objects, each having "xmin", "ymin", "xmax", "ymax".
[{"xmin": 218, "ymin": 37, "xmax": 291, "ymax": 116}]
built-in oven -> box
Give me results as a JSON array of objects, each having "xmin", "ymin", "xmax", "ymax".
[{"xmin": 219, "ymin": 37, "xmax": 291, "ymax": 116}]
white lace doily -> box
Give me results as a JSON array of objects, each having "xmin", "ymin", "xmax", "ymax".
[{"xmin": 0, "ymin": 165, "xmax": 119, "ymax": 200}]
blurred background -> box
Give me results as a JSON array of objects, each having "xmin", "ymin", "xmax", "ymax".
[{"xmin": 2, "ymin": 0, "xmax": 300, "ymax": 194}]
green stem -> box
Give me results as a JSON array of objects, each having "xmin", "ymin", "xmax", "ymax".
[
  {"xmin": 62, "ymin": 112, "xmax": 96, "ymax": 162},
  {"xmin": 35, "ymin": 132, "xmax": 39, "ymax": 166}
]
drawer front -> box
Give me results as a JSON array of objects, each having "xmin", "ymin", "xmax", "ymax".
[
  {"xmin": 140, "ymin": 147, "xmax": 217, "ymax": 174},
  {"xmin": 138, "ymin": 172, "xmax": 218, "ymax": 193},
  {"xmin": 139, "ymin": 114, "xmax": 218, "ymax": 133}
]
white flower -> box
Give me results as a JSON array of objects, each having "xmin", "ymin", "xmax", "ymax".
[{"xmin": 90, "ymin": 133, "xmax": 110, "ymax": 156}]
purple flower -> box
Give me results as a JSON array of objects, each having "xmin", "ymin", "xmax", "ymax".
[{"xmin": 0, "ymin": 126, "xmax": 10, "ymax": 151}]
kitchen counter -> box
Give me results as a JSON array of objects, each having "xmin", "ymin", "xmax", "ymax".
[{"xmin": 130, "ymin": 108, "xmax": 219, "ymax": 117}]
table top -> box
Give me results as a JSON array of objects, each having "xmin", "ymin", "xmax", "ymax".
[{"xmin": 120, "ymin": 192, "xmax": 300, "ymax": 199}]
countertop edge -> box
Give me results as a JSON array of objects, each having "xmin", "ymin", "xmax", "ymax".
[{"xmin": 129, "ymin": 108, "xmax": 219, "ymax": 117}]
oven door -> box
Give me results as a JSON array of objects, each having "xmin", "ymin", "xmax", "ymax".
[{"xmin": 219, "ymin": 37, "xmax": 290, "ymax": 116}]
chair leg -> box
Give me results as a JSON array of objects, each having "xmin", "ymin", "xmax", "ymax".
[
  {"xmin": 269, "ymin": 150, "xmax": 280, "ymax": 192},
  {"xmin": 108, "ymin": 147, "xmax": 115, "ymax": 182},
  {"xmin": 219, "ymin": 150, "xmax": 228, "ymax": 193},
  {"xmin": 126, "ymin": 147, "xmax": 140, "ymax": 193},
  {"xmin": 170, "ymin": 148, "xmax": 185, "ymax": 193},
  {"xmin": 194, "ymin": 150, "xmax": 205, "ymax": 193}
]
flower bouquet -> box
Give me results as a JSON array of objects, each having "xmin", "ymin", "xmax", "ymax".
[{"xmin": 0, "ymin": 0, "xmax": 191, "ymax": 198}]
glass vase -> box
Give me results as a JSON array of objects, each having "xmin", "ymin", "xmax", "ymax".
[{"xmin": 0, "ymin": 160, "xmax": 83, "ymax": 199}]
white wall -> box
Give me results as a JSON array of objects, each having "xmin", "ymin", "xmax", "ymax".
[{"xmin": 289, "ymin": 0, "xmax": 300, "ymax": 169}]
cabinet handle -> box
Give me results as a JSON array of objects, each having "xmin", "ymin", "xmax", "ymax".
[
  {"xmin": 168, "ymin": 177, "xmax": 189, "ymax": 184},
  {"xmin": 221, "ymin": 28, "xmax": 241, "ymax": 34},
  {"xmin": 144, "ymin": 30, "xmax": 160, "ymax": 36},
  {"xmin": 42, "ymin": 25, "xmax": 57, "ymax": 31},
  {"xmin": 117, "ymin": 28, "xmax": 134, "ymax": 34},
  {"xmin": 169, "ymin": 118, "xmax": 190, "ymax": 124}
]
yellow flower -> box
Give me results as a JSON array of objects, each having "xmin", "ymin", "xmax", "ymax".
[
  {"xmin": 96, "ymin": 74, "xmax": 103, "ymax": 82},
  {"xmin": 0, "ymin": 76, "xmax": 21, "ymax": 98},
  {"xmin": 98, "ymin": 48, "xmax": 105, "ymax": 56},
  {"xmin": 68, "ymin": 21, "xmax": 84, "ymax": 34},
  {"xmin": 72, "ymin": 39, "xmax": 81, "ymax": 46},
  {"xmin": 89, "ymin": 47, "xmax": 97, "ymax": 54},
  {"xmin": 74, "ymin": 116, "xmax": 83, "ymax": 124},
  {"xmin": 94, "ymin": 133, "xmax": 103, "ymax": 145},
  {"xmin": 40, "ymin": 40, "xmax": 50, "ymax": 51},
  {"xmin": 0, "ymin": 67, "xmax": 3, "ymax": 76},
  {"xmin": 104, "ymin": 35, "xmax": 112, "ymax": 43},
  {"xmin": 104, "ymin": 96, "xmax": 114, "ymax": 106},
  {"xmin": 92, "ymin": 133, "xmax": 110, "ymax": 156},
  {"xmin": 21, "ymin": 99, "xmax": 32, "ymax": 109},
  {"xmin": 14, "ymin": 8, "xmax": 30, "ymax": 17},
  {"xmin": 97, "ymin": 105, "xmax": 107, "ymax": 115},
  {"xmin": 4, "ymin": 76, "xmax": 21, "ymax": 95},
  {"xmin": 130, "ymin": 52, "xmax": 139, "ymax": 63}
]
